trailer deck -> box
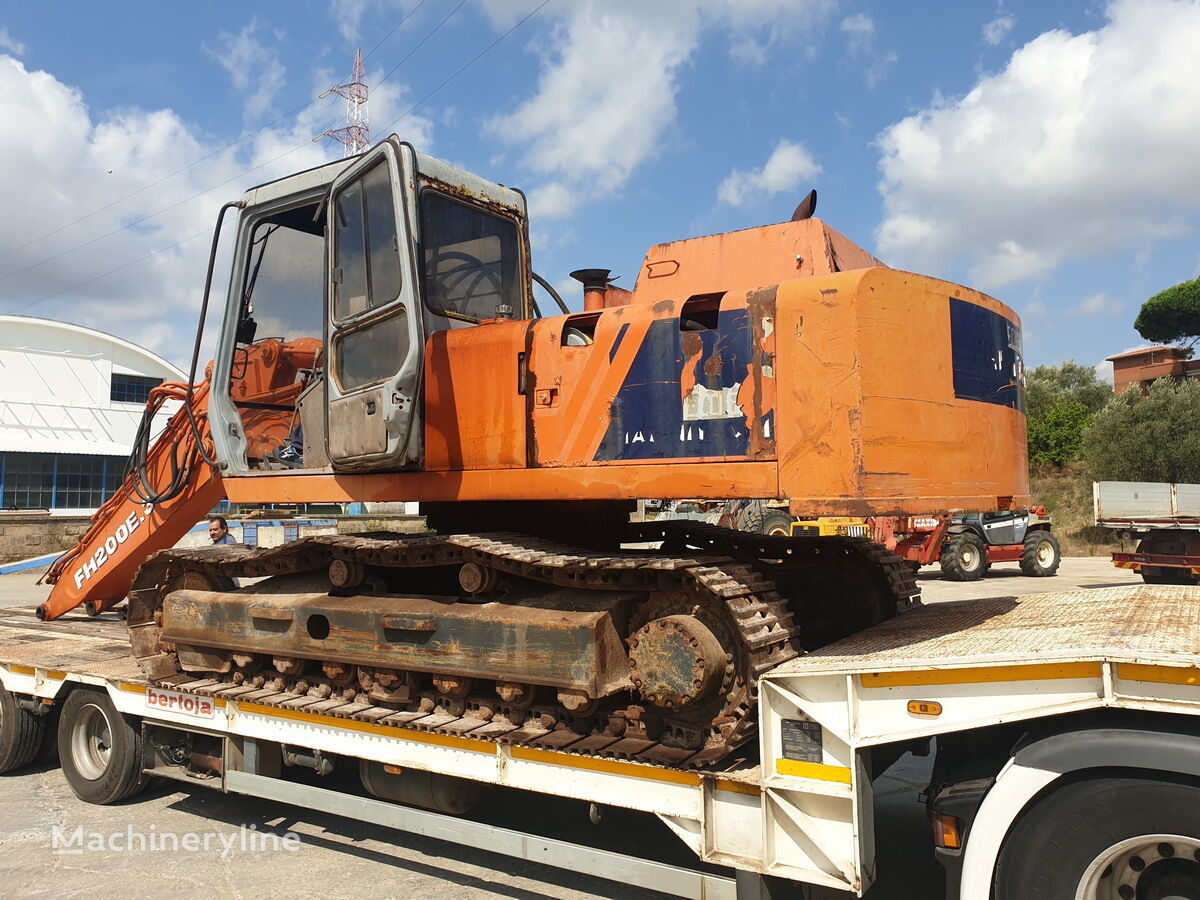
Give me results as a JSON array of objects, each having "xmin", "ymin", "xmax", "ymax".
[{"xmin": 2, "ymin": 585, "xmax": 1199, "ymax": 898}]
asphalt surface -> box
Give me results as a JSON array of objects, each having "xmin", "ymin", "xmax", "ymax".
[{"xmin": 0, "ymin": 557, "xmax": 1145, "ymax": 899}]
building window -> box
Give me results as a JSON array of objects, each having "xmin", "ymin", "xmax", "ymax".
[
  {"xmin": 110, "ymin": 373, "xmax": 163, "ymax": 404},
  {"xmin": 1, "ymin": 453, "xmax": 55, "ymax": 509},
  {"xmin": 0, "ymin": 453, "xmax": 128, "ymax": 510}
]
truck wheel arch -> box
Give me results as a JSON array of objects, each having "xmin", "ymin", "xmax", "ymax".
[{"xmin": 958, "ymin": 725, "xmax": 1200, "ymax": 898}]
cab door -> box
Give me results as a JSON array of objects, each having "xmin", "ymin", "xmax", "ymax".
[{"xmin": 325, "ymin": 138, "xmax": 423, "ymax": 471}]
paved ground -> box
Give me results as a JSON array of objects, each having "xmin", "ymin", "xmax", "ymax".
[{"xmin": 0, "ymin": 557, "xmax": 1145, "ymax": 899}]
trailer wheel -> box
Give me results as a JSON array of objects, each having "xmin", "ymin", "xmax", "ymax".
[
  {"xmin": 939, "ymin": 533, "xmax": 987, "ymax": 581},
  {"xmin": 1142, "ymin": 566, "xmax": 1199, "ymax": 585},
  {"xmin": 741, "ymin": 506, "xmax": 794, "ymax": 537},
  {"xmin": 1019, "ymin": 530, "xmax": 1061, "ymax": 577},
  {"xmin": 994, "ymin": 775, "xmax": 1200, "ymax": 900},
  {"xmin": 0, "ymin": 689, "xmax": 45, "ymax": 773},
  {"xmin": 58, "ymin": 690, "xmax": 147, "ymax": 804}
]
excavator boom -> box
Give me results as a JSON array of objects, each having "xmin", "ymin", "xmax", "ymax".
[{"xmin": 38, "ymin": 338, "xmax": 321, "ymax": 620}]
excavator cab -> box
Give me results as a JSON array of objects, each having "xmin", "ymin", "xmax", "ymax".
[{"xmin": 206, "ymin": 137, "xmax": 532, "ymax": 477}]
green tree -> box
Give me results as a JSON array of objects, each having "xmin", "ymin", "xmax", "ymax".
[
  {"xmin": 1082, "ymin": 377, "xmax": 1200, "ymax": 482},
  {"xmin": 1027, "ymin": 398, "xmax": 1092, "ymax": 467},
  {"xmin": 1134, "ymin": 277, "xmax": 1200, "ymax": 344},
  {"xmin": 1024, "ymin": 361, "xmax": 1112, "ymax": 466}
]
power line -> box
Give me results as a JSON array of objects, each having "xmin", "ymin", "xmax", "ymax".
[
  {"xmin": 377, "ymin": 0, "xmax": 553, "ymax": 135},
  {"xmin": 360, "ymin": 0, "xmax": 429, "ymax": 65},
  {"xmin": 3, "ymin": 0, "xmax": 556, "ymax": 315},
  {"xmin": 8, "ymin": 228, "xmax": 211, "ymax": 315},
  {"xmin": 0, "ymin": 2, "xmax": 431, "ymax": 267}
]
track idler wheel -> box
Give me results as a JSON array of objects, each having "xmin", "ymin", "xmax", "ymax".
[{"xmin": 629, "ymin": 615, "xmax": 728, "ymax": 709}]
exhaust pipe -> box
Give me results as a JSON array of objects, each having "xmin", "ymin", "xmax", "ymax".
[{"xmin": 570, "ymin": 268, "xmax": 613, "ymax": 311}]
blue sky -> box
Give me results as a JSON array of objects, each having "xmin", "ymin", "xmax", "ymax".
[{"xmin": 1, "ymin": 0, "xmax": 1198, "ymax": 380}]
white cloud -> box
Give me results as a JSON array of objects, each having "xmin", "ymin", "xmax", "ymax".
[
  {"xmin": 838, "ymin": 12, "xmax": 897, "ymax": 87},
  {"xmin": 983, "ymin": 14, "xmax": 1016, "ymax": 45},
  {"xmin": 1073, "ymin": 292, "xmax": 1123, "ymax": 316},
  {"xmin": 876, "ymin": 0, "xmax": 1200, "ymax": 291},
  {"xmin": 488, "ymin": 1, "xmax": 837, "ymax": 215},
  {"xmin": 717, "ymin": 139, "xmax": 821, "ymax": 207},
  {"xmin": 0, "ymin": 28, "xmax": 26, "ymax": 56},
  {"xmin": 206, "ymin": 20, "xmax": 287, "ymax": 124},
  {"xmin": 0, "ymin": 56, "xmax": 390, "ymax": 365},
  {"xmin": 526, "ymin": 181, "xmax": 575, "ymax": 221},
  {"xmin": 1023, "ymin": 298, "xmax": 1048, "ymax": 319},
  {"xmin": 840, "ymin": 13, "xmax": 875, "ymax": 51},
  {"xmin": 329, "ymin": 0, "xmax": 423, "ymax": 43}
]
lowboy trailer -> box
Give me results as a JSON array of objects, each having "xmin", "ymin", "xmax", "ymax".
[{"xmin": 2, "ymin": 583, "xmax": 1199, "ymax": 899}]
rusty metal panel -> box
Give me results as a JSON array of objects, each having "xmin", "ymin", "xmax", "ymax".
[
  {"xmin": 423, "ymin": 320, "xmax": 528, "ymax": 471},
  {"xmin": 526, "ymin": 290, "xmax": 776, "ymax": 467},
  {"xmin": 163, "ymin": 588, "xmax": 633, "ymax": 696}
]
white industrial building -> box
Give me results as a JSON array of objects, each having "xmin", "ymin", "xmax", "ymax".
[{"xmin": 0, "ymin": 315, "xmax": 184, "ymax": 514}]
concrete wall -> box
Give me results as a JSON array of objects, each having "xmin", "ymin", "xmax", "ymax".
[
  {"xmin": 0, "ymin": 513, "xmax": 427, "ymax": 564},
  {"xmin": 0, "ymin": 513, "xmax": 91, "ymax": 563}
]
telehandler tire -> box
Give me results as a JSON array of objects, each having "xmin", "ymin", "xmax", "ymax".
[
  {"xmin": 58, "ymin": 689, "xmax": 148, "ymax": 804},
  {"xmin": 740, "ymin": 505, "xmax": 794, "ymax": 537},
  {"xmin": 757, "ymin": 510, "xmax": 795, "ymax": 537},
  {"xmin": 939, "ymin": 532, "xmax": 987, "ymax": 581},
  {"xmin": 0, "ymin": 688, "xmax": 45, "ymax": 773},
  {"xmin": 1019, "ymin": 530, "xmax": 1061, "ymax": 577}
]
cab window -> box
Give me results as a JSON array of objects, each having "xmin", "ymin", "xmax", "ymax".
[
  {"xmin": 332, "ymin": 159, "xmax": 402, "ymax": 322},
  {"xmin": 419, "ymin": 191, "xmax": 521, "ymax": 322}
]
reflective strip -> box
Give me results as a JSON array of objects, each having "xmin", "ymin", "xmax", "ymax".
[
  {"xmin": 510, "ymin": 746, "xmax": 701, "ymax": 786},
  {"xmin": 5, "ymin": 664, "xmax": 34, "ymax": 676},
  {"xmin": 1117, "ymin": 663, "xmax": 1200, "ymax": 686},
  {"xmin": 860, "ymin": 661, "xmax": 1101, "ymax": 688},
  {"xmin": 235, "ymin": 701, "xmax": 705, "ymax": 784},
  {"xmin": 46, "ymin": 670, "xmax": 67, "ymax": 680},
  {"xmin": 119, "ymin": 682, "xmax": 147, "ymax": 694},
  {"xmin": 714, "ymin": 777, "xmax": 760, "ymax": 796},
  {"xmin": 775, "ymin": 759, "xmax": 853, "ymax": 784}
]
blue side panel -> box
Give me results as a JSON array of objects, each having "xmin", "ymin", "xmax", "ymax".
[
  {"xmin": 949, "ymin": 297, "xmax": 1025, "ymax": 412},
  {"xmin": 596, "ymin": 308, "xmax": 763, "ymax": 461}
]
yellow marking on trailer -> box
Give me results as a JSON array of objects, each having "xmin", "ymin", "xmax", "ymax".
[
  {"xmin": 860, "ymin": 661, "xmax": 1101, "ymax": 688},
  {"xmin": 714, "ymin": 777, "xmax": 760, "ymax": 796},
  {"xmin": 237, "ymin": 702, "xmax": 493, "ymax": 754},
  {"xmin": 119, "ymin": 682, "xmax": 147, "ymax": 694},
  {"xmin": 1118, "ymin": 663, "xmax": 1200, "ymax": 686},
  {"xmin": 46, "ymin": 670, "xmax": 67, "ymax": 680},
  {"xmin": 509, "ymin": 746, "xmax": 702, "ymax": 786},
  {"xmin": 775, "ymin": 759, "xmax": 853, "ymax": 784},
  {"xmin": 5, "ymin": 664, "xmax": 34, "ymax": 676}
]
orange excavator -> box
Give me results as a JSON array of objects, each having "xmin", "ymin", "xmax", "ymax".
[{"xmin": 37, "ymin": 136, "xmax": 1029, "ymax": 768}]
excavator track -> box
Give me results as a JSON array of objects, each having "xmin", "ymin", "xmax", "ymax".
[{"xmin": 127, "ymin": 526, "xmax": 917, "ymax": 770}]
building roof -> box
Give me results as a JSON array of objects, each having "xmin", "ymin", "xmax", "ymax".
[
  {"xmin": 0, "ymin": 315, "xmax": 185, "ymax": 380},
  {"xmin": 1105, "ymin": 345, "xmax": 1189, "ymax": 362}
]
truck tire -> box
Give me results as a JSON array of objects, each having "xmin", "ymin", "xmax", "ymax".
[
  {"xmin": 1142, "ymin": 566, "xmax": 1200, "ymax": 586},
  {"xmin": 1019, "ymin": 530, "xmax": 1061, "ymax": 577},
  {"xmin": 939, "ymin": 532, "xmax": 987, "ymax": 581},
  {"xmin": 58, "ymin": 689, "xmax": 148, "ymax": 805},
  {"xmin": 0, "ymin": 689, "xmax": 45, "ymax": 773},
  {"xmin": 994, "ymin": 775, "xmax": 1200, "ymax": 900}
]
